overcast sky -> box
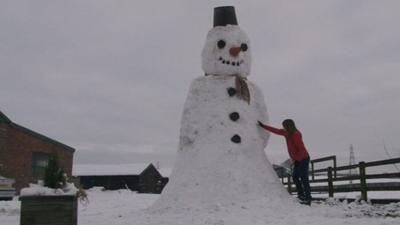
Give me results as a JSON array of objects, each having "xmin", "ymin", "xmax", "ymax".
[{"xmin": 1, "ymin": 1, "xmax": 399, "ymax": 169}]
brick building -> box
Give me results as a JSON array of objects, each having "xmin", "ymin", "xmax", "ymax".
[{"xmin": 0, "ymin": 111, "xmax": 75, "ymax": 193}]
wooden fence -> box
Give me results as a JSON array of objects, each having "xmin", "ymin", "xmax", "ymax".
[{"xmin": 281, "ymin": 156, "xmax": 400, "ymax": 204}]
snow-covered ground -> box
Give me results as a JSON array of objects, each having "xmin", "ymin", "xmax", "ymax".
[{"xmin": 1, "ymin": 187, "xmax": 399, "ymax": 225}]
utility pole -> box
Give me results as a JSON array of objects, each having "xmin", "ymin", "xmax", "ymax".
[{"xmin": 349, "ymin": 144, "xmax": 356, "ymax": 184}]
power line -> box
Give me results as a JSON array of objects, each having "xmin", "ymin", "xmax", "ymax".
[{"xmin": 383, "ymin": 140, "xmax": 400, "ymax": 172}]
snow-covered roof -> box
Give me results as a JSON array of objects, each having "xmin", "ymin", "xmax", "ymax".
[
  {"xmin": 73, "ymin": 163, "xmax": 149, "ymax": 176},
  {"xmin": 73, "ymin": 163, "xmax": 172, "ymax": 177}
]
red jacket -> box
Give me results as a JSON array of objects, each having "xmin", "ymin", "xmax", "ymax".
[{"xmin": 260, "ymin": 125, "xmax": 309, "ymax": 161}]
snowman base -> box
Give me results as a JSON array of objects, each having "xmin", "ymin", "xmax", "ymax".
[{"xmin": 136, "ymin": 195, "xmax": 304, "ymax": 225}]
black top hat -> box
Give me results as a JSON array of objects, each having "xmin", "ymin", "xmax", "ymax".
[{"xmin": 213, "ymin": 6, "xmax": 238, "ymax": 27}]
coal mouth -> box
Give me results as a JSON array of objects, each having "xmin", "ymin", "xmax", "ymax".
[{"xmin": 218, "ymin": 57, "xmax": 244, "ymax": 66}]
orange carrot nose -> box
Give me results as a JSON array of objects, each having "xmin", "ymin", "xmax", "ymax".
[{"xmin": 229, "ymin": 47, "xmax": 241, "ymax": 57}]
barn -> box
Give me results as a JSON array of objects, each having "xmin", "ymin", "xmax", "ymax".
[
  {"xmin": 73, "ymin": 163, "xmax": 169, "ymax": 194},
  {"xmin": 0, "ymin": 110, "xmax": 75, "ymax": 193}
]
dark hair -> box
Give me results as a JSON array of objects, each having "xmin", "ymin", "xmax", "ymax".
[{"xmin": 282, "ymin": 119, "xmax": 297, "ymax": 137}]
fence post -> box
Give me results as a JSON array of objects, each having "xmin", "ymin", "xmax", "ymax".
[
  {"xmin": 287, "ymin": 176, "xmax": 292, "ymax": 195},
  {"xmin": 359, "ymin": 161, "xmax": 367, "ymax": 201},
  {"xmin": 333, "ymin": 156, "xmax": 337, "ymax": 178},
  {"xmin": 311, "ymin": 161, "xmax": 315, "ymax": 181},
  {"xmin": 327, "ymin": 167, "xmax": 334, "ymax": 198}
]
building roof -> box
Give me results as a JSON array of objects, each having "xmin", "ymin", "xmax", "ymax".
[
  {"xmin": 73, "ymin": 163, "xmax": 172, "ymax": 177},
  {"xmin": 140, "ymin": 163, "xmax": 162, "ymax": 177},
  {"xmin": 0, "ymin": 111, "xmax": 11, "ymax": 123},
  {"xmin": 73, "ymin": 163, "xmax": 150, "ymax": 176},
  {"xmin": 0, "ymin": 110, "xmax": 75, "ymax": 153}
]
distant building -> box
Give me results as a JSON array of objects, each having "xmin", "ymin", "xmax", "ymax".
[
  {"xmin": 138, "ymin": 164, "xmax": 169, "ymax": 194},
  {"xmin": 73, "ymin": 163, "xmax": 169, "ymax": 194},
  {"xmin": 0, "ymin": 111, "xmax": 75, "ymax": 193}
]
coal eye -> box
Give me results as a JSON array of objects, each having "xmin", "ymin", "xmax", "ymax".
[
  {"xmin": 217, "ymin": 40, "xmax": 226, "ymax": 49},
  {"xmin": 241, "ymin": 43, "xmax": 248, "ymax": 52}
]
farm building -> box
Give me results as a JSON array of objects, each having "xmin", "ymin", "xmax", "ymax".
[
  {"xmin": 73, "ymin": 163, "xmax": 170, "ymax": 194},
  {"xmin": 0, "ymin": 110, "xmax": 75, "ymax": 193}
]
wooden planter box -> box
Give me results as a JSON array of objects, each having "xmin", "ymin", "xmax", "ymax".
[{"xmin": 19, "ymin": 195, "xmax": 77, "ymax": 225}]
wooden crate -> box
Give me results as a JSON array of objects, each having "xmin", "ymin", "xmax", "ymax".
[{"xmin": 19, "ymin": 195, "xmax": 77, "ymax": 225}]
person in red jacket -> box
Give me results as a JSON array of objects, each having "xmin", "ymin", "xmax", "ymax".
[{"xmin": 258, "ymin": 119, "xmax": 312, "ymax": 205}]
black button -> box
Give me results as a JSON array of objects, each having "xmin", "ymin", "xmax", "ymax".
[
  {"xmin": 231, "ymin": 135, "xmax": 241, "ymax": 143},
  {"xmin": 227, "ymin": 87, "xmax": 236, "ymax": 96},
  {"xmin": 229, "ymin": 112, "xmax": 240, "ymax": 121}
]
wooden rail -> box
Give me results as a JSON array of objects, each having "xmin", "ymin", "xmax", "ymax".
[
  {"xmin": 282, "ymin": 157, "xmax": 400, "ymax": 202},
  {"xmin": 310, "ymin": 155, "xmax": 336, "ymax": 180}
]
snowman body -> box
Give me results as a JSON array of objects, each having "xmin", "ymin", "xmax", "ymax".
[{"xmin": 152, "ymin": 24, "xmax": 293, "ymax": 210}]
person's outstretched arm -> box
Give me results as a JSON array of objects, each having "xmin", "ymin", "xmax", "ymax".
[{"xmin": 258, "ymin": 121, "xmax": 286, "ymax": 136}]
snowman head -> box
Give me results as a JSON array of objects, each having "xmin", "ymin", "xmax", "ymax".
[{"xmin": 202, "ymin": 6, "xmax": 251, "ymax": 77}]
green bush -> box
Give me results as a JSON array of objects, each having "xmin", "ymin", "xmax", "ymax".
[{"xmin": 43, "ymin": 157, "xmax": 66, "ymax": 189}]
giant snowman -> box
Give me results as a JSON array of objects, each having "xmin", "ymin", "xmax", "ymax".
[{"xmin": 150, "ymin": 6, "xmax": 294, "ymax": 217}]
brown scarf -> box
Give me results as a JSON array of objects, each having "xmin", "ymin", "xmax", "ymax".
[
  {"xmin": 234, "ymin": 75, "xmax": 250, "ymax": 104},
  {"xmin": 204, "ymin": 73, "xmax": 251, "ymax": 104}
]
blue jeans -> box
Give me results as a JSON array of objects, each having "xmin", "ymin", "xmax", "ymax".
[{"xmin": 292, "ymin": 157, "xmax": 311, "ymax": 200}]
